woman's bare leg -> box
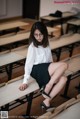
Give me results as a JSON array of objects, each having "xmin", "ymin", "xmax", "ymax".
[
  {"xmin": 49, "ymin": 76, "xmax": 67, "ymax": 98},
  {"xmin": 43, "ymin": 76, "xmax": 67, "ymax": 106},
  {"xmin": 43, "ymin": 62, "xmax": 68, "ymax": 98}
]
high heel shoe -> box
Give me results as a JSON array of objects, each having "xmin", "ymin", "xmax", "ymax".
[{"xmin": 40, "ymin": 102, "xmax": 55, "ymax": 112}]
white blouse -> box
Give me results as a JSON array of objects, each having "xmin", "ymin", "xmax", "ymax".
[{"xmin": 23, "ymin": 42, "xmax": 53, "ymax": 84}]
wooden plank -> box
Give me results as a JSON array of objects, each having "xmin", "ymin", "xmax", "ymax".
[
  {"xmin": 49, "ymin": 33, "xmax": 80, "ymax": 50},
  {"xmin": 37, "ymin": 112, "xmax": 51, "ymax": 119},
  {"xmin": 0, "ymin": 32, "xmax": 30, "ymax": 46},
  {"xmin": 12, "ymin": 46, "xmax": 28, "ymax": 58},
  {"xmin": 0, "ymin": 33, "xmax": 79, "ymax": 68},
  {"xmin": 41, "ymin": 12, "xmax": 76, "ymax": 21},
  {"xmin": 0, "ymin": 21, "xmax": 29, "ymax": 31},
  {"xmin": 0, "ymin": 76, "xmax": 39, "ymax": 107},
  {"xmin": 0, "ymin": 26, "xmax": 58, "ymax": 46},
  {"xmin": 0, "ymin": 52, "xmax": 24, "ymax": 66},
  {"xmin": 0, "ymin": 82, "xmax": 6, "ymax": 88},
  {"xmin": 37, "ymin": 98, "xmax": 80, "ymax": 119},
  {"xmin": 62, "ymin": 11, "xmax": 76, "ymax": 18},
  {"xmin": 41, "ymin": 15, "xmax": 59, "ymax": 21},
  {"xmin": 47, "ymin": 26, "xmax": 59, "ymax": 34},
  {"xmin": 67, "ymin": 19, "xmax": 80, "ymax": 26},
  {"xmin": 0, "ymin": 50, "xmax": 10, "ymax": 55},
  {"xmin": 50, "ymin": 98, "xmax": 76, "ymax": 117},
  {"xmin": 50, "ymin": 102, "xmax": 80, "ymax": 119},
  {"xmin": 66, "ymin": 55, "xmax": 80, "ymax": 73}
]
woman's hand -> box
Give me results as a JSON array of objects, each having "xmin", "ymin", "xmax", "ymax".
[{"xmin": 19, "ymin": 83, "xmax": 28, "ymax": 91}]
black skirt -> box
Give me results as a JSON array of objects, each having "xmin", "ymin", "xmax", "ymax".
[{"xmin": 30, "ymin": 63, "xmax": 51, "ymax": 88}]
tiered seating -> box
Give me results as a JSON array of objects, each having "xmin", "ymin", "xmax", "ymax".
[
  {"xmin": 0, "ymin": 21, "xmax": 29, "ymax": 36},
  {"xmin": 0, "ymin": 18, "xmax": 80, "ymax": 117},
  {"xmin": 37, "ymin": 94, "xmax": 80, "ymax": 119}
]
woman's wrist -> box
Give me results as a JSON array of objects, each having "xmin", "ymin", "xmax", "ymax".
[{"xmin": 23, "ymin": 75, "xmax": 30, "ymax": 84}]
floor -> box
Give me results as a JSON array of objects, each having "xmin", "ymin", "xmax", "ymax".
[{"xmin": 0, "ymin": 18, "xmax": 80, "ymax": 119}]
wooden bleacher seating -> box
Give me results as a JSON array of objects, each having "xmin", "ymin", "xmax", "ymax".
[
  {"xmin": 0, "ymin": 32, "xmax": 30, "ymax": 46},
  {"xmin": 41, "ymin": 11, "xmax": 76, "ymax": 22},
  {"xmin": 37, "ymin": 95, "xmax": 80, "ymax": 119},
  {"xmin": 66, "ymin": 18, "xmax": 80, "ymax": 33},
  {"xmin": 0, "ymin": 26, "xmax": 58, "ymax": 50},
  {"xmin": 47, "ymin": 26, "xmax": 59, "ymax": 37},
  {"xmin": 0, "ymin": 75, "xmax": 39, "ymax": 116},
  {"xmin": 10, "ymin": 33, "xmax": 80, "ymax": 60},
  {"xmin": 49, "ymin": 33, "xmax": 80, "ymax": 61},
  {"xmin": 0, "ymin": 21, "xmax": 29, "ymax": 31},
  {"xmin": 40, "ymin": 11, "xmax": 77, "ymax": 35},
  {"xmin": 0, "ymin": 21, "xmax": 29, "ymax": 36},
  {"xmin": 0, "ymin": 19, "xmax": 80, "ymax": 117},
  {"xmin": 61, "ymin": 54, "xmax": 80, "ymax": 98},
  {"xmin": 49, "ymin": 33, "xmax": 80, "ymax": 50},
  {"xmin": 0, "ymin": 33, "xmax": 79, "ymax": 81},
  {"xmin": 0, "ymin": 54, "xmax": 80, "ymax": 117}
]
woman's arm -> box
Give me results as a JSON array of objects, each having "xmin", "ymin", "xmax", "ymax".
[
  {"xmin": 23, "ymin": 44, "xmax": 35, "ymax": 83},
  {"xmin": 19, "ymin": 44, "xmax": 35, "ymax": 91}
]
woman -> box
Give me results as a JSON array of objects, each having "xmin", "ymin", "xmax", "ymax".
[{"xmin": 19, "ymin": 21, "xmax": 68, "ymax": 111}]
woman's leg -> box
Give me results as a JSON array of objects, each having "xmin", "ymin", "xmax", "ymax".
[
  {"xmin": 43, "ymin": 76, "xmax": 67, "ymax": 107},
  {"xmin": 43, "ymin": 62, "xmax": 68, "ymax": 98},
  {"xmin": 49, "ymin": 76, "xmax": 67, "ymax": 98}
]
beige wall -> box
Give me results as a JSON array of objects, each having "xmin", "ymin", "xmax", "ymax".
[
  {"xmin": 40, "ymin": 0, "xmax": 80, "ymax": 17},
  {"xmin": 0, "ymin": 0, "xmax": 80, "ymax": 19},
  {"xmin": 0, "ymin": 0, "xmax": 22, "ymax": 19}
]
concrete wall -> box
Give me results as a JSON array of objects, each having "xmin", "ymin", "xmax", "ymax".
[
  {"xmin": 0, "ymin": 0, "xmax": 80, "ymax": 19},
  {"xmin": 40, "ymin": 0, "xmax": 80, "ymax": 17},
  {"xmin": 0, "ymin": 0, "xmax": 22, "ymax": 19}
]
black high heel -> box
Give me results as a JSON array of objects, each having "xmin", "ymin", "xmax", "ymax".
[
  {"xmin": 40, "ymin": 102, "xmax": 55, "ymax": 111},
  {"xmin": 41, "ymin": 102, "xmax": 49, "ymax": 109}
]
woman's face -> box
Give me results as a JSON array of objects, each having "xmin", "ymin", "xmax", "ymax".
[{"xmin": 34, "ymin": 29, "xmax": 43, "ymax": 42}]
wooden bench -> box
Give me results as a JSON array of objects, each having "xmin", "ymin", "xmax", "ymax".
[
  {"xmin": 41, "ymin": 11, "xmax": 76, "ymax": 34},
  {"xmin": 0, "ymin": 55, "xmax": 80, "ymax": 117},
  {"xmin": 40, "ymin": 12, "xmax": 75, "ymax": 22},
  {"xmin": 0, "ymin": 32, "xmax": 30, "ymax": 46},
  {"xmin": 0, "ymin": 33, "xmax": 79, "ymax": 76},
  {"xmin": 0, "ymin": 26, "xmax": 58, "ymax": 49},
  {"xmin": 49, "ymin": 33, "xmax": 80, "ymax": 61},
  {"xmin": 0, "ymin": 75, "xmax": 39, "ymax": 117},
  {"xmin": 11, "ymin": 33, "xmax": 80, "ymax": 61},
  {"xmin": 61, "ymin": 54, "xmax": 80, "ymax": 99},
  {"xmin": 0, "ymin": 21, "xmax": 29, "ymax": 36},
  {"xmin": 66, "ymin": 19, "xmax": 80, "ymax": 33},
  {"xmin": 47, "ymin": 26, "xmax": 59, "ymax": 37},
  {"xmin": 0, "ymin": 48, "xmax": 26, "ymax": 80},
  {"xmin": 37, "ymin": 95, "xmax": 80, "ymax": 119},
  {"xmin": 0, "ymin": 32, "xmax": 80, "ymax": 80}
]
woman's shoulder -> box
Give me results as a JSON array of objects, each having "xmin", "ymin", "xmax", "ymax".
[{"xmin": 28, "ymin": 42, "xmax": 35, "ymax": 50}]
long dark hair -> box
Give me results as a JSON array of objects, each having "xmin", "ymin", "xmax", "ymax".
[{"xmin": 29, "ymin": 21, "xmax": 49, "ymax": 47}]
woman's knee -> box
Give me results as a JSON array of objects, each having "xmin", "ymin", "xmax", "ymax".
[
  {"xmin": 48, "ymin": 62, "xmax": 68, "ymax": 76},
  {"xmin": 61, "ymin": 62, "xmax": 68, "ymax": 70}
]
